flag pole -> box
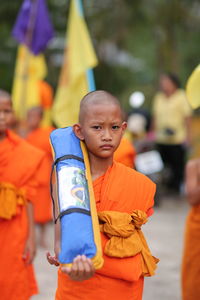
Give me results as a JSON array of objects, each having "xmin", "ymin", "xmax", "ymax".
[
  {"xmin": 76, "ymin": 0, "xmax": 96, "ymax": 91},
  {"xmin": 19, "ymin": 0, "xmax": 39, "ymax": 120}
]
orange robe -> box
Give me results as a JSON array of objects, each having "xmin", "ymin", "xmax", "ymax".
[
  {"xmin": 26, "ymin": 127, "xmax": 54, "ymax": 223},
  {"xmin": 182, "ymin": 205, "xmax": 200, "ymax": 300},
  {"xmin": 0, "ymin": 130, "xmax": 46, "ymax": 300},
  {"xmin": 56, "ymin": 161, "xmax": 156, "ymax": 300},
  {"xmin": 114, "ymin": 137, "xmax": 136, "ymax": 168},
  {"xmin": 38, "ymin": 80, "xmax": 53, "ymax": 109}
]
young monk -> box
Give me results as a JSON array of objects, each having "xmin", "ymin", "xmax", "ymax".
[
  {"xmin": 182, "ymin": 158, "xmax": 200, "ymax": 300},
  {"xmin": 25, "ymin": 106, "xmax": 54, "ymax": 248},
  {"xmin": 0, "ymin": 90, "xmax": 47, "ymax": 299},
  {"xmin": 47, "ymin": 90, "xmax": 158, "ymax": 300}
]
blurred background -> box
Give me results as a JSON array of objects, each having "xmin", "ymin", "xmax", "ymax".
[
  {"xmin": 1, "ymin": 1, "xmax": 200, "ymax": 299},
  {"xmin": 1, "ymin": 0, "xmax": 200, "ymax": 110}
]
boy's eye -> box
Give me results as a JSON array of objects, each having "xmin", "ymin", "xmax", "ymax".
[
  {"xmin": 112, "ymin": 125, "xmax": 120, "ymax": 130},
  {"xmin": 92, "ymin": 125, "xmax": 101, "ymax": 130},
  {"xmin": 5, "ymin": 109, "xmax": 12, "ymax": 113}
]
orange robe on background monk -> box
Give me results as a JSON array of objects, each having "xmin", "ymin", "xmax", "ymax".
[
  {"xmin": 114, "ymin": 137, "xmax": 136, "ymax": 168},
  {"xmin": 56, "ymin": 161, "xmax": 156, "ymax": 300},
  {"xmin": 182, "ymin": 205, "xmax": 200, "ymax": 300},
  {"xmin": 26, "ymin": 127, "xmax": 54, "ymax": 223},
  {"xmin": 0, "ymin": 130, "xmax": 47, "ymax": 300}
]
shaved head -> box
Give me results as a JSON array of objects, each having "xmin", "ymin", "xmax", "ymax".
[
  {"xmin": 27, "ymin": 106, "xmax": 44, "ymax": 130},
  {"xmin": 0, "ymin": 90, "xmax": 12, "ymax": 103},
  {"xmin": 79, "ymin": 90, "xmax": 123, "ymax": 123},
  {"xmin": 27, "ymin": 106, "xmax": 43, "ymax": 118}
]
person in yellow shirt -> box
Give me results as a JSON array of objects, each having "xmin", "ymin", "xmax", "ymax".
[{"xmin": 152, "ymin": 73, "xmax": 192, "ymax": 194}]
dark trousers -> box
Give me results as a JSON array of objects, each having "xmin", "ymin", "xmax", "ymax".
[{"xmin": 156, "ymin": 143, "xmax": 186, "ymax": 192}]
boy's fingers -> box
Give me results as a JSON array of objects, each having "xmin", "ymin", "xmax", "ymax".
[
  {"xmin": 86, "ymin": 257, "xmax": 93, "ymax": 267},
  {"xmin": 70, "ymin": 256, "xmax": 86, "ymax": 280},
  {"xmin": 77, "ymin": 256, "xmax": 94, "ymax": 280},
  {"xmin": 61, "ymin": 255, "xmax": 95, "ymax": 281},
  {"xmin": 71, "ymin": 256, "xmax": 79, "ymax": 277},
  {"xmin": 86, "ymin": 261, "xmax": 95, "ymax": 278},
  {"xmin": 82, "ymin": 259, "xmax": 91, "ymax": 274},
  {"xmin": 22, "ymin": 246, "xmax": 30, "ymax": 265},
  {"xmin": 28, "ymin": 250, "xmax": 35, "ymax": 264},
  {"xmin": 79, "ymin": 256, "xmax": 91, "ymax": 274},
  {"xmin": 81, "ymin": 255, "xmax": 87, "ymax": 261},
  {"xmin": 85, "ymin": 257, "xmax": 94, "ymax": 271},
  {"xmin": 46, "ymin": 252, "xmax": 60, "ymax": 266},
  {"xmin": 76, "ymin": 257, "xmax": 85, "ymax": 278},
  {"xmin": 74, "ymin": 255, "xmax": 82, "ymax": 262},
  {"xmin": 61, "ymin": 266, "xmax": 71, "ymax": 274},
  {"xmin": 46, "ymin": 252, "xmax": 53, "ymax": 264},
  {"xmin": 54, "ymin": 259, "xmax": 60, "ymax": 266}
]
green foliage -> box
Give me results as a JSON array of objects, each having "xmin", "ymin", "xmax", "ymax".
[{"xmin": 0, "ymin": 0, "xmax": 200, "ymax": 113}]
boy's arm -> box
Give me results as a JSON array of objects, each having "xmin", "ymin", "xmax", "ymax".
[
  {"xmin": 23, "ymin": 201, "xmax": 36, "ymax": 264},
  {"xmin": 47, "ymin": 218, "xmax": 95, "ymax": 280},
  {"xmin": 46, "ymin": 220, "xmax": 60, "ymax": 266},
  {"xmin": 47, "ymin": 183, "xmax": 60, "ymax": 266},
  {"xmin": 54, "ymin": 219, "xmax": 61, "ymax": 257},
  {"xmin": 47, "ymin": 184, "xmax": 95, "ymax": 280}
]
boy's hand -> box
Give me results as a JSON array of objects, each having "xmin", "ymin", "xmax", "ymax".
[
  {"xmin": 61, "ymin": 255, "xmax": 94, "ymax": 281},
  {"xmin": 22, "ymin": 236, "xmax": 36, "ymax": 265},
  {"xmin": 46, "ymin": 252, "xmax": 60, "ymax": 267}
]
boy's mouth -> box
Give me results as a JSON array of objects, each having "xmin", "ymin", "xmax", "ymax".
[
  {"xmin": 100, "ymin": 144, "xmax": 113, "ymax": 150},
  {"xmin": 0, "ymin": 122, "xmax": 6, "ymax": 128}
]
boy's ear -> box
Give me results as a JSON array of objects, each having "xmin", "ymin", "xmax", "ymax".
[
  {"xmin": 73, "ymin": 124, "xmax": 84, "ymax": 140},
  {"xmin": 122, "ymin": 121, "xmax": 127, "ymax": 133}
]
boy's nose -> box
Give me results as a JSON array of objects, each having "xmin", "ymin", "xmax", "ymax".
[
  {"xmin": 102, "ymin": 129, "xmax": 112, "ymax": 141},
  {"xmin": 0, "ymin": 112, "xmax": 5, "ymax": 120}
]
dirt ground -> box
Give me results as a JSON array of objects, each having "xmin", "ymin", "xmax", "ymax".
[{"xmin": 32, "ymin": 196, "xmax": 189, "ymax": 300}]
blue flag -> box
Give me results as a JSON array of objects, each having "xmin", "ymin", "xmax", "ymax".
[{"xmin": 12, "ymin": 0, "xmax": 54, "ymax": 55}]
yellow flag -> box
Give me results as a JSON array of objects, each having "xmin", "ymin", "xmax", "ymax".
[
  {"xmin": 12, "ymin": 45, "xmax": 47, "ymax": 120},
  {"xmin": 186, "ymin": 64, "xmax": 200, "ymax": 109},
  {"xmin": 52, "ymin": 0, "xmax": 98, "ymax": 127}
]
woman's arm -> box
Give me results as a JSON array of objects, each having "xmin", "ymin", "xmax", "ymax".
[
  {"xmin": 186, "ymin": 159, "xmax": 200, "ymax": 206},
  {"xmin": 185, "ymin": 116, "xmax": 192, "ymax": 146}
]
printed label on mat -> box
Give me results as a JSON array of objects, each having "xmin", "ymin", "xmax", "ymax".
[{"xmin": 58, "ymin": 166, "xmax": 90, "ymax": 212}]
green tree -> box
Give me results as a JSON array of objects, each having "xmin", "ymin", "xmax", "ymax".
[{"xmin": 0, "ymin": 0, "xmax": 200, "ymax": 112}]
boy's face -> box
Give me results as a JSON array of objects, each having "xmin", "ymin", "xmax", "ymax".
[
  {"xmin": 75, "ymin": 103, "xmax": 127, "ymax": 159},
  {"xmin": 0, "ymin": 97, "xmax": 13, "ymax": 134},
  {"xmin": 27, "ymin": 109, "xmax": 42, "ymax": 130}
]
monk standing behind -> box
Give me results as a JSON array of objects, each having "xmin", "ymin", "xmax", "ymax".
[
  {"xmin": 114, "ymin": 136, "xmax": 136, "ymax": 168},
  {"xmin": 47, "ymin": 90, "xmax": 158, "ymax": 300},
  {"xmin": 0, "ymin": 90, "xmax": 47, "ymax": 299},
  {"xmin": 25, "ymin": 106, "xmax": 54, "ymax": 248},
  {"xmin": 182, "ymin": 158, "xmax": 200, "ymax": 300}
]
